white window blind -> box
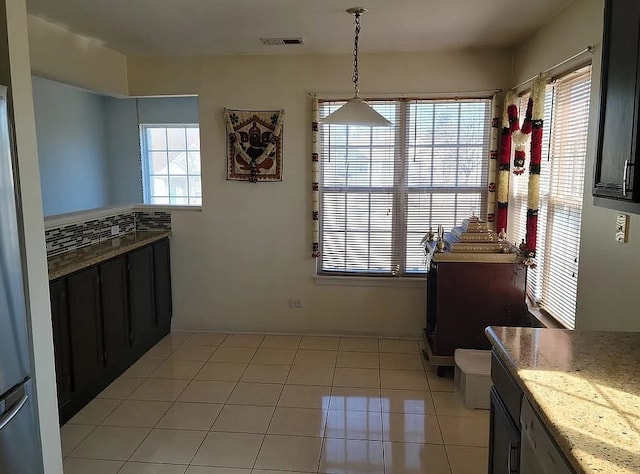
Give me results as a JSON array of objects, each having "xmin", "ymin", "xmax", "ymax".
[
  {"xmin": 509, "ymin": 65, "xmax": 592, "ymax": 328},
  {"xmin": 319, "ymin": 98, "xmax": 491, "ymax": 276}
]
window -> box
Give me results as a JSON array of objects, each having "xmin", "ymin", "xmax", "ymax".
[
  {"xmin": 509, "ymin": 65, "xmax": 592, "ymax": 328},
  {"xmin": 141, "ymin": 125, "xmax": 202, "ymax": 205},
  {"xmin": 318, "ymin": 98, "xmax": 492, "ymax": 276}
]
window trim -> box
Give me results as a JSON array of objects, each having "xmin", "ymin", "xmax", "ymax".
[{"xmin": 140, "ymin": 123, "xmax": 201, "ymax": 206}]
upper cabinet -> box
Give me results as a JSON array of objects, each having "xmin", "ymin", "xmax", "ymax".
[{"xmin": 594, "ymin": 0, "xmax": 640, "ymax": 212}]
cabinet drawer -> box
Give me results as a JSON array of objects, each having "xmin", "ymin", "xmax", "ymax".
[{"xmin": 491, "ymin": 351, "xmax": 523, "ymax": 426}]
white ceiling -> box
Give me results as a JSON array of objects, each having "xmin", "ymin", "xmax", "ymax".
[{"xmin": 26, "ymin": 0, "xmax": 573, "ymax": 57}]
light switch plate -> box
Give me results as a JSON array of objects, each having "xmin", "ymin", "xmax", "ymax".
[{"xmin": 616, "ymin": 213, "xmax": 629, "ymax": 243}]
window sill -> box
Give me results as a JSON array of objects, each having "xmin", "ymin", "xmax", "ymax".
[
  {"xmin": 313, "ymin": 275, "xmax": 426, "ymax": 288},
  {"xmin": 526, "ymin": 298, "xmax": 569, "ymax": 329},
  {"xmin": 135, "ymin": 204, "xmax": 203, "ymax": 213}
]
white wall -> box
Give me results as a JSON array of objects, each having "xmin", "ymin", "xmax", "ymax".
[
  {"xmin": 513, "ymin": 0, "xmax": 640, "ymax": 331},
  {"xmin": 104, "ymin": 96, "xmax": 199, "ymax": 205},
  {"xmin": 127, "ymin": 50, "xmax": 512, "ymax": 336},
  {"xmin": 32, "ymin": 76, "xmax": 111, "ymax": 216},
  {"xmin": 5, "ymin": 0, "xmax": 62, "ymax": 472}
]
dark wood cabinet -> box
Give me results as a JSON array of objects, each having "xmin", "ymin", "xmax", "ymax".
[
  {"xmin": 128, "ymin": 245, "xmax": 156, "ymax": 351},
  {"xmin": 67, "ymin": 266, "xmax": 104, "ymax": 394},
  {"xmin": 594, "ymin": 0, "xmax": 640, "ymax": 211},
  {"xmin": 100, "ymin": 256, "xmax": 130, "ymax": 368},
  {"xmin": 49, "ymin": 278, "xmax": 73, "ymax": 409},
  {"xmin": 153, "ymin": 238, "xmax": 172, "ymax": 337}
]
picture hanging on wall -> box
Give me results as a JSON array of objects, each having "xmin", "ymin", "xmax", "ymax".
[{"xmin": 224, "ymin": 108, "xmax": 284, "ymax": 183}]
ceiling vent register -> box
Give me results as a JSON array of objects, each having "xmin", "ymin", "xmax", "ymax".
[{"xmin": 260, "ymin": 37, "xmax": 304, "ymax": 45}]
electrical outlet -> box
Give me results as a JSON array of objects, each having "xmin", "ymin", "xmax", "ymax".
[
  {"xmin": 110, "ymin": 225, "xmax": 120, "ymax": 237},
  {"xmin": 616, "ymin": 214, "xmax": 629, "ymax": 243},
  {"xmin": 288, "ymin": 298, "xmax": 303, "ymax": 308}
]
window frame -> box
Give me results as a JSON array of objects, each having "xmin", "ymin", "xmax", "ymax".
[
  {"xmin": 317, "ymin": 97, "xmax": 493, "ymax": 278},
  {"xmin": 140, "ymin": 123, "xmax": 202, "ymax": 207}
]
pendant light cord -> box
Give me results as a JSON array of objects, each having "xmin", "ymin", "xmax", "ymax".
[{"xmin": 352, "ymin": 12, "xmax": 361, "ymax": 98}]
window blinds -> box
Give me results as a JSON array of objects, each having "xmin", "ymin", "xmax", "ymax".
[
  {"xmin": 509, "ymin": 65, "xmax": 592, "ymax": 328},
  {"xmin": 319, "ymin": 98, "xmax": 491, "ymax": 276}
]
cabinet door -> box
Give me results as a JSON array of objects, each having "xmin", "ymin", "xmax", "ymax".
[
  {"xmin": 489, "ymin": 387, "xmax": 520, "ymax": 474},
  {"xmin": 128, "ymin": 245, "xmax": 156, "ymax": 349},
  {"xmin": 67, "ymin": 267, "xmax": 104, "ymax": 393},
  {"xmin": 100, "ymin": 257, "xmax": 130, "ymax": 368},
  {"xmin": 49, "ymin": 278, "xmax": 73, "ymax": 408},
  {"xmin": 153, "ymin": 238, "xmax": 172, "ymax": 337},
  {"xmin": 595, "ymin": 0, "xmax": 640, "ymax": 201}
]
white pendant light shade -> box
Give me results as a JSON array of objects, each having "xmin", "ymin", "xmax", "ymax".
[{"xmin": 321, "ymin": 98, "xmax": 392, "ymax": 127}]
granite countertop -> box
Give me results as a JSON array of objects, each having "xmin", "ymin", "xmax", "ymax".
[
  {"xmin": 48, "ymin": 231, "xmax": 170, "ymax": 280},
  {"xmin": 486, "ymin": 326, "xmax": 640, "ymax": 474}
]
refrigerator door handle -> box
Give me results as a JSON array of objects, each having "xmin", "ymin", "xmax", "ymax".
[{"xmin": 0, "ymin": 393, "xmax": 28, "ymax": 432}]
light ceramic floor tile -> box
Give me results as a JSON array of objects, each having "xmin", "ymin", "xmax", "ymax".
[
  {"xmin": 179, "ymin": 380, "xmax": 236, "ymax": 404},
  {"xmin": 268, "ymin": 407, "xmax": 327, "ymax": 437},
  {"xmin": 287, "ymin": 366, "xmax": 334, "ymax": 386},
  {"xmin": 150, "ymin": 359, "xmax": 206, "ymax": 379},
  {"xmin": 118, "ymin": 462, "xmax": 189, "ymax": 474},
  {"xmin": 319, "ymin": 438, "xmax": 384, "ymax": 474},
  {"xmin": 255, "ymin": 435, "xmax": 323, "ymax": 472},
  {"xmin": 241, "ymin": 364, "xmax": 289, "ymax": 383},
  {"xmin": 380, "ymin": 389, "xmax": 435, "ymax": 415},
  {"xmin": 333, "ymin": 368, "xmax": 380, "ymax": 388},
  {"xmin": 186, "ymin": 468, "xmax": 250, "ymax": 474},
  {"xmin": 192, "ymin": 432, "xmax": 263, "ymax": 468},
  {"xmin": 124, "ymin": 358, "xmax": 164, "ymax": 378},
  {"xmin": 68, "ymin": 398, "xmax": 122, "ymax": 425},
  {"xmin": 339, "ymin": 338, "xmax": 379, "ymax": 353},
  {"xmin": 293, "ymin": 349, "xmax": 337, "ymax": 367},
  {"xmin": 195, "ymin": 362, "xmax": 247, "ymax": 382},
  {"xmin": 68, "ymin": 426, "xmax": 150, "ymax": 460},
  {"xmin": 299, "ymin": 336, "xmax": 340, "ymax": 350},
  {"xmin": 98, "ymin": 377, "xmax": 145, "ymax": 400},
  {"xmin": 278, "ymin": 384, "xmax": 332, "ymax": 409},
  {"xmin": 212, "ymin": 405, "xmax": 274, "ymax": 434},
  {"xmin": 432, "ymin": 391, "xmax": 489, "ymax": 418},
  {"xmin": 141, "ymin": 343, "xmax": 175, "ymax": 360},
  {"xmin": 157, "ymin": 402, "xmax": 223, "ymax": 431},
  {"xmin": 163, "ymin": 331, "xmax": 193, "ymax": 345},
  {"xmin": 129, "ymin": 378, "xmax": 190, "ymax": 401},
  {"xmin": 329, "ymin": 387, "xmax": 382, "ymax": 412},
  {"xmin": 384, "ymin": 442, "xmax": 451, "ymax": 474},
  {"xmin": 380, "ymin": 369, "xmax": 429, "ymax": 391},
  {"xmin": 379, "ymin": 352, "xmax": 425, "ymax": 371},
  {"xmin": 102, "ymin": 400, "xmax": 171, "ymax": 428},
  {"xmin": 62, "ymin": 458, "xmax": 124, "ymax": 474},
  {"xmin": 252, "ymin": 348, "xmax": 297, "ymax": 365},
  {"xmin": 130, "ymin": 428, "xmax": 207, "ymax": 464},
  {"xmin": 378, "ymin": 339, "xmax": 420, "ymax": 354},
  {"xmin": 252, "ymin": 470, "xmax": 311, "ymax": 474},
  {"xmin": 336, "ymin": 351, "xmax": 379, "ymax": 369},
  {"xmin": 446, "ymin": 445, "xmax": 489, "ymax": 474},
  {"xmin": 382, "ymin": 413, "xmax": 443, "ymax": 444},
  {"xmin": 221, "ymin": 334, "xmax": 265, "ymax": 348},
  {"xmin": 325, "ymin": 410, "xmax": 384, "ymax": 441},
  {"xmin": 169, "ymin": 344, "xmax": 218, "ymax": 361},
  {"xmin": 60, "ymin": 423, "xmax": 94, "ymax": 456},
  {"xmin": 260, "ymin": 334, "xmax": 301, "ymax": 349},
  {"xmin": 186, "ymin": 333, "xmax": 227, "ymax": 347},
  {"xmin": 426, "ymin": 372, "xmax": 455, "ymax": 392},
  {"xmin": 209, "ymin": 347, "xmax": 257, "ymax": 364},
  {"xmin": 438, "ymin": 416, "xmax": 490, "ymax": 447},
  {"xmin": 226, "ymin": 382, "xmax": 283, "ymax": 406}
]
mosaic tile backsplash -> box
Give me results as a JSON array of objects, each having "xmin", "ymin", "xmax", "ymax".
[{"xmin": 45, "ymin": 210, "xmax": 171, "ymax": 258}]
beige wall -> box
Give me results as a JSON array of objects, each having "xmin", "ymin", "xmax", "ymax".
[
  {"xmin": 513, "ymin": 0, "xmax": 640, "ymax": 331},
  {"xmin": 127, "ymin": 50, "xmax": 512, "ymax": 336},
  {"xmin": 7, "ymin": 1, "xmax": 62, "ymax": 472},
  {"xmin": 28, "ymin": 15, "xmax": 128, "ymax": 96}
]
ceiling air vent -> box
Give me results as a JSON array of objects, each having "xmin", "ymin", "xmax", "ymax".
[{"xmin": 260, "ymin": 37, "xmax": 304, "ymax": 46}]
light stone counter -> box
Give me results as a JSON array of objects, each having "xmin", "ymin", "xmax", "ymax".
[
  {"xmin": 486, "ymin": 326, "xmax": 640, "ymax": 474},
  {"xmin": 48, "ymin": 231, "xmax": 170, "ymax": 280}
]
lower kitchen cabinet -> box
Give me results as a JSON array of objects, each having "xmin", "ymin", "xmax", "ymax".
[{"xmin": 49, "ymin": 237, "xmax": 172, "ymax": 423}]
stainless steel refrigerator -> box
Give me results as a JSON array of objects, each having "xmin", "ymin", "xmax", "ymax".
[{"xmin": 0, "ymin": 84, "xmax": 44, "ymax": 473}]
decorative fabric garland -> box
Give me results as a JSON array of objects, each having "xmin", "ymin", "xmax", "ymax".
[
  {"xmin": 511, "ymin": 98, "xmax": 533, "ymax": 175},
  {"xmin": 495, "ymin": 91, "xmax": 518, "ymax": 233}
]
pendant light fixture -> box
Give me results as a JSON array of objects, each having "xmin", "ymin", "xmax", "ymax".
[{"xmin": 321, "ymin": 7, "xmax": 392, "ymax": 127}]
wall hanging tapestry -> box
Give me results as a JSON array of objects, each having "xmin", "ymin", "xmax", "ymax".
[{"xmin": 224, "ymin": 108, "xmax": 284, "ymax": 183}]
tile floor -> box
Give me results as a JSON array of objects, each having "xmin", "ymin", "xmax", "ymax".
[{"xmin": 61, "ymin": 332, "xmax": 489, "ymax": 474}]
